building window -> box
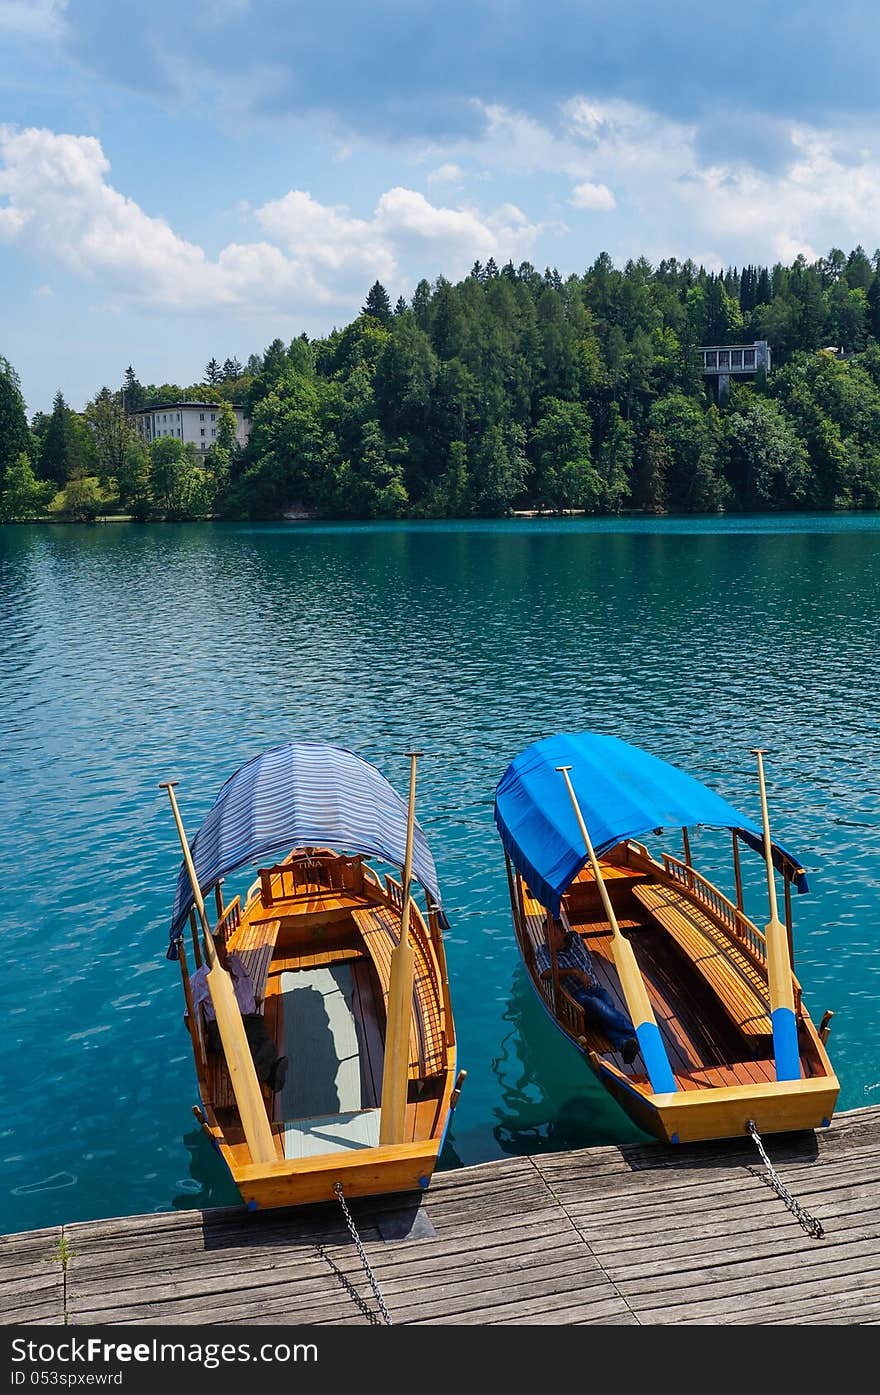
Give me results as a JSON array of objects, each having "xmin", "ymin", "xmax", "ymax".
[
  {"xmin": 200, "ymin": 428, "xmax": 206, "ymax": 436},
  {"xmin": 705, "ymin": 351, "xmax": 717, "ymax": 368},
  {"xmin": 211, "ymin": 413, "xmax": 216, "ymax": 421},
  {"xmin": 177, "ymin": 412, "xmax": 181, "ymax": 421},
  {"xmin": 719, "ymin": 350, "xmax": 730, "ymax": 369},
  {"xmin": 200, "ymin": 442, "xmax": 207, "ymax": 449},
  {"xmin": 200, "ymin": 412, "xmax": 205, "ymax": 421},
  {"xmin": 744, "ymin": 349, "xmax": 756, "ymax": 367},
  {"xmin": 731, "ymin": 350, "xmax": 743, "ymax": 369},
  {"xmin": 211, "ymin": 429, "xmax": 216, "ymax": 437}
]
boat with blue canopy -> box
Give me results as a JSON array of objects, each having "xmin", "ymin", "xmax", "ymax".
[
  {"xmin": 494, "ymin": 732, "xmax": 838, "ymax": 1144},
  {"xmin": 163, "ymin": 741, "xmax": 461, "ymax": 1210}
]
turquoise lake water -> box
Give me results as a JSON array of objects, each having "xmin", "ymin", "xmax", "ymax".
[{"xmin": 1, "ymin": 515, "xmax": 879, "ymax": 1235}]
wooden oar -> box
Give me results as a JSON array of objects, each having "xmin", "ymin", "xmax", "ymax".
[
  {"xmin": 751, "ymin": 750, "xmax": 800, "ymax": 1082},
  {"xmin": 557, "ymin": 765, "xmax": 676, "ymax": 1095},
  {"xmin": 161, "ymin": 781, "xmax": 276, "ymax": 1165},
  {"xmin": 379, "ymin": 751, "xmax": 421, "ymax": 1145}
]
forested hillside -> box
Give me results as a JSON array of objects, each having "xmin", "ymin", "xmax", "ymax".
[{"xmin": 4, "ymin": 247, "xmax": 880, "ymax": 521}]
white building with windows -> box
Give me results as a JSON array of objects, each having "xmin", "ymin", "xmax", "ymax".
[{"xmin": 131, "ymin": 402, "xmax": 251, "ymax": 453}]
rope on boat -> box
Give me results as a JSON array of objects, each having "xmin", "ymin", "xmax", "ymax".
[
  {"xmin": 746, "ymin": 1120, "xmax": 825, "ymax": 1240},
  {"xmin": 330, "ymin": 1181, "xmax": 393, "ymax": 1325}
]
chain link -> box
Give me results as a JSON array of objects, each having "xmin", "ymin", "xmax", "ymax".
[
  {"xmin": 332, "ymin": 1181, "xmax": 393, "ymax": 1325},
  {"xmin": 746, "ymin": 1120, "xmax": 825, "ymax": 1240}
]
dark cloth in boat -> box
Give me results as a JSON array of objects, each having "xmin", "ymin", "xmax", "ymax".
[
  {"xmin": 191, "ymin": 952, "xmax": 288, "ymax": 1093},
  {"xmin": 191, "ymin": 953, "xmax": 256, "ymax": 1019},
  {"xmin": 534, "ymin": 931, "xmax": 594, "ymax": 978},
  {"xmin": 536, "ymin": 928, "xmax": 639, "ymax": 1060}
]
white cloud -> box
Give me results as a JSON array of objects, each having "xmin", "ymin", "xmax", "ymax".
[
  {"xmin": 0, "ymin": 127, "xmax": 540, "ymax": 314},
  {"xmin": 0, "ymin": 0, "xmax": 65, "ymax": 36},
  {"xmin": 570, "ymin": 181, "xmax": 616, "ymax": 211},
  {"xmin": 430, "ymin": 97, "xmax": 880, "ymax": 267},
  {"xmin": 426, "ymin": 162, "xmax": 464, "ymax": 185},
  {"xmin": 255, "ymin": 189, "xmax": 395, "ymax": 279}
]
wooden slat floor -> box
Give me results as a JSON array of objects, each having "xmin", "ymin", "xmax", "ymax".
[{"xmin": 3, "ymin": 1106, "xmax": 880, "ymax": 1326}]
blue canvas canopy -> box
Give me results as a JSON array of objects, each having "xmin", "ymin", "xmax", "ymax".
[
  {"xmin": 494, "ymin": 731, "xmax": 808, "ymax": 917},
  {"xmin": 168, "ymin": 741, "xmax": 443, "ymax": 955}
]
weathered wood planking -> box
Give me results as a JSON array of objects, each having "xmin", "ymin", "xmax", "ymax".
[{"xmin": 2, "ymin": 1107, "xmax": 880, "ymax": 1326}]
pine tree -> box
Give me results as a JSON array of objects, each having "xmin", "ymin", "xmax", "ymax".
[
  {"xmin": 39, "ymin": 391, "xmax": 81, "ymax": 485},
  {"xmin": 362, "ymin": 281, "xmax": 392, "ymax": 325},
  {"xmin": 0, "ymin": 356, "xmax": 30, "ymax": 493},
  {"xmin": 122, "ymin": 366, "xmax": 146, "ymax": 414},
  {"xmin": 204, "ymin": 357, "xmax": 222, "ymax": 385}
]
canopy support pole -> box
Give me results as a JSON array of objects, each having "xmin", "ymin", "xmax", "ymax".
[
  {"xmin": 189, "ymin": 909, "xmax": 203, "ymax": 969},
  {"xmin": 380, "ymin": 751, "xmax": 422, "ymax": 1146},
  {"xmin": 752, "ymin": 750, "xmax": 800, "ymax": 1083},
  {"xmin": 682, "ymin": 827, "xmax": 692, "ymax": 867},
  {"xmin": 732, "ymin": 832, "xmax": 744, "ymax": 912},
  {"xmin": 557, "ymin": 766, "xmax": 676, "ymax": 1095},
  {"xmin": 784, "ymin": 873, "xmax": 794, "ymax": 965}
]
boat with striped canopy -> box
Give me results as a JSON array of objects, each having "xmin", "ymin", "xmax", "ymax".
[
  {"xmin": 494, "ymin": 732, "xmax": 838, "ymax": 1145},
  {"xmin": 164, "ymin": 742, "xmax": 460, "ymax": 1210}
]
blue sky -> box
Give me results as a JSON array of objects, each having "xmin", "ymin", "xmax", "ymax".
[{"xmin": 2, "ymin": 0, "xmax": 880, "ymax": 411}]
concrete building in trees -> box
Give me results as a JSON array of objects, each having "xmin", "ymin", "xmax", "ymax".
[{"xmin": 131, "ymin": 402, "xmax": 251, "ymax": 452}]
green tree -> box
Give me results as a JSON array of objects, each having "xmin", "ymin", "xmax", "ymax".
[
  {"xmin": 116, "ymin": 438, "xmax": 153, "ymax": 519},
  {"xmin": 204, "ymin": 357, "xmax": 222, "ymax": 384},
  {"xmin": 362, "ymin": 281, "xmax": 393, "ymax": 326},
  {"xmin": 39, "ymin": 391, "xmax": 83, "ymax": 485},
  {"xmin": 470, "ymin": 423, "xmax": 528, "ymax": 515},
  {"xmin": 60, "ymin": 472, "xmax": 103, "ymax": 522},
  {"xmin": 0, "ymin": 356, "xmax": 30, "ymax": 493},
  {"xmin": 648, "ymin": 394, "xmax": 728, "ymax": 511},
  {"xmin": 725, "ymin": 392, "xmax": 810, "ymax": 506},
  {"xmin": 531, "ymin": 397, "xmax": 599, "ymax": 511},
  {"xmin": 597, "ymin": 404, "xmax": 634, "ymax": 510},
  {"xmin": 150, "ymin": 438, "xmax": 213, "ymax": 519},
  {"xmin": 122, "ymin": 366, "xmax": 146, "ymax": 413},
  {"xmin": 633, "ymin": 429, "xmax": 670, "ymax": 513},
  {"xmin": 0, "ymin": 452, "xmax": 52, "ymax": 521},
  {"xmin": 86, "ymin": 387, "xmax": 133, "ymax": 485}
]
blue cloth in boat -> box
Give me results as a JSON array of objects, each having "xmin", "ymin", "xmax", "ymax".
[{"xmin": 535, "ymin": 930, "xmax": 636, "ymax": 1053}]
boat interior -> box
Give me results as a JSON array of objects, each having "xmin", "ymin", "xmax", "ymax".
[
  {"xmin": 516, "ymin": 839, "xmax": 833, "ymax": 1096},
  {"xmin": 181, "ymin": 849, "xmax": 454, "ymax": 1167}
]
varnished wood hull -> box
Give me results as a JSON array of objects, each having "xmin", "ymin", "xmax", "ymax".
[
  {"xmin": 592, "ymin": 1057, "xmax": 838, "ymax": 1144},
  {"xmin": 186, "ymin": 850, "xmax": 458, "ymax": 1209},
  {"xmin": 507, "ymin": 841, "xmax": 839, "ymax": 1145}
]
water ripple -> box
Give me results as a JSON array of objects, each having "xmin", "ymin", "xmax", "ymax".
[{"xmin": 1, "ymin": 518, "xmax": 879, "ymax": 1232}]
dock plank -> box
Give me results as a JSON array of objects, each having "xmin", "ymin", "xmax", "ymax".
[{"xmin": 3, "ymin": 1107, "xmax": 880, "ymax": 1326}]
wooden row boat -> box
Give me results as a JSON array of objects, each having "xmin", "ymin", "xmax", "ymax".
[
  {"xmin": 164, "ymin": 742, "xmax": 460, "ymax": 1210},
  {"xmin": 494, "ymin": 732, "xmax": 839, "ymax": 1145}
]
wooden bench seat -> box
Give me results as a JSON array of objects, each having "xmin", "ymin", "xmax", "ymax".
[
  {"xmin": 633, "ymin": 883, "xmax": 772, "ymax": 1038},
  {"xmin": 350, "ymin": 905, "xmax": 445, "ymax": 1080},
  {"xmin": 228, "ymin": 917, "xmax": 281, "ymax": 1007}
]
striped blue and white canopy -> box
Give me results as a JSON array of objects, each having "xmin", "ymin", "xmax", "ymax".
[{"xmin": 168, "ymin": 741, "xmax": 442, "ymax": 952}]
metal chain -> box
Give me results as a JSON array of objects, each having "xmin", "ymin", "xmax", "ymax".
[
  {"xmin": 333, "ymin": 1181, "xmax": 393, "ymax": 1325},
  {"xmin": 746, "ymin": 1120, "xmax": 825, "ymax": 1240}
]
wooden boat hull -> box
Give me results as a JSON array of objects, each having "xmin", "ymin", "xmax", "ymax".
[
  {"xmin": 506, "ymin": 840, "xmax": 839, "ymax": 1145},
  {"xmin": 592, "ymin": 1057, "xmax": 838, "ymax": 1145},
  {"xmin": 183, "ymin": 849, "xmax": 459, "ymax": 1209}
]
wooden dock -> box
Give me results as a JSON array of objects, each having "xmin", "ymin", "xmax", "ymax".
[{"xmin": 4, "ymin": 1105, "xmax": 880, "ymax": 1326}]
